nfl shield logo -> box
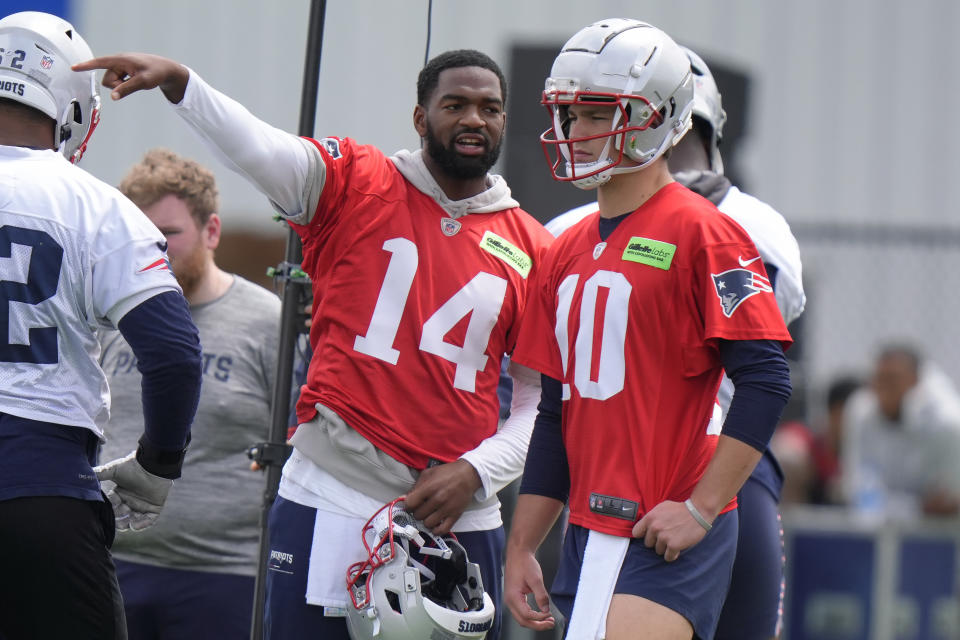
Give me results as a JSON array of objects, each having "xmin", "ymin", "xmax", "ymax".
[
  {"xmin": 40, "ymin": 55, "xmax": 54, "ymax": 69},
  {"xmin": 441, "ymin": 217, "xmax": 461, "ymax": 236},
  {"xmin": 593, "ymin": 242, "xmax": 607, "ymax": 260}
]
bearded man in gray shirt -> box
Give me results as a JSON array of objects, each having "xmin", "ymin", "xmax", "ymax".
[{"xmin": 99, "ymin": 148, "xmax": 282, "ymax": 639}]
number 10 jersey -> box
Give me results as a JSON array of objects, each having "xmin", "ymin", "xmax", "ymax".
[{"xmin": 512, "ymin": 183, "xmax": 792, "ymax": 537}]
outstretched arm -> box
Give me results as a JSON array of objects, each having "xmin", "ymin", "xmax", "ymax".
[
  {"xmin": 73, "ymin": 53, "xmax": 189, "ymax": 103},
  {"xmin": 73, "ymin": 54, "xmax": 318, "ymax": 220}
]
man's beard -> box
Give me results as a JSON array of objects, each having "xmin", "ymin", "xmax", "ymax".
[
  {"xmin": 170, "ymin": 246, "xmax": 207, "ymax": 300},
  {"xmin": 424, "ymin": 122, "xmax": 501, "ymax": 180}
]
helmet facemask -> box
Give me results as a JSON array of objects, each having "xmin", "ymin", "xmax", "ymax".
[
  {"xmin": 540, "ymin": 18, "xmax": 695, "ymax": 190},
  {"xmin": 540, "ymin": 84, "xmax": 672, "ymax": 190}
]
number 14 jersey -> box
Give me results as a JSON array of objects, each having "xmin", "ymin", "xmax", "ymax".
[{"xmin": 289, "ymin": 138, "xmax": 553, "ymax": 470}]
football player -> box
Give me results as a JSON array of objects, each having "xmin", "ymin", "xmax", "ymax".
[
  {"xmin": 0, "ymin": 12, "xmax": 201, "ymax": 639},
  {"xmin": 75, "ymin": 46, "xmax": 553, "ymax": 639},
  {"xmin": 541, "ymin": 45, "xmax": 806, "ymax": 639},
  {"xmin": 505, "ymin": 19, "xmax": 793, "ymax": 640},
  {"xmin": 99, "ymin": 148, "xmax": 284, "ymax": 639}
]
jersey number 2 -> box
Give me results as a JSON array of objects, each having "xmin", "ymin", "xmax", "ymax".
[
  {"xmin": 353, "ymin": 237, "xmax": 507, "ymax": 393},
  {"xmin": 0, "ymin": 226, "xmax": 64, "ymax": 364}
]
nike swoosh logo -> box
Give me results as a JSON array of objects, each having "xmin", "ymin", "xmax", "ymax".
[{"xmin": 738, "ymin": 255, "xmax": 761, "ymax": 267}]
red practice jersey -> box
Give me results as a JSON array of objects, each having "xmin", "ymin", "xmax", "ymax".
[
  {"xmin": 289, "ymin": 137, "xmax": 553, "ymax": 469},
  {"xmin": 512, "ymin": 182, "xmax": 792, "ymax": 536}
]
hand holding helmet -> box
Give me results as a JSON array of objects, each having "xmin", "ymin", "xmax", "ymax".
[
  {"xmin": 345, "ymin": 499, "xmax": 496, "ymax": 639},
  {"xmin": 404, "ymin": 459, "xmax": 482, "ymax": 536}
]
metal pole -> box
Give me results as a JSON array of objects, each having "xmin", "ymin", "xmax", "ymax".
[{"xmin": 250, "ymin": 1, "xmax": 327, "ymax": 637}]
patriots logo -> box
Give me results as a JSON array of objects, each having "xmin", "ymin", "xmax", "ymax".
[
  {"xmin": 712, "ymin": 268, "xmax": 772, "ymax": 318},
  {"xmin": 318, "ymin": 137, "xmax": 342, "ymax": 159}
]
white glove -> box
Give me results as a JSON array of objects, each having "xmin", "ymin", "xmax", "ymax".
[{"xmin": 94, "ymin": 451, "xmax": 173, "ymax": 532}]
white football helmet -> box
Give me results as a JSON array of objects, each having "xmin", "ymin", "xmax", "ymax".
[
  {"xmin": 541, "ymin": 18, "xmax": 694, "ymax": 190},
  {"xmin": 345, "ymin": 499, "xmax": 495, "ymax": 640},
  {"xmin": 682, "ymin": 46, "xmax": 727, "ymax": 174},
  {"xmin": 0, "ymin": 11, "xmax": 101, "ymax": 163}
]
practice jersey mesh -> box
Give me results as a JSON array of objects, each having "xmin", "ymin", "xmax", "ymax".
[{"xmin": 0, "ymin": 147, "xmax": 179, "ymax": 436}]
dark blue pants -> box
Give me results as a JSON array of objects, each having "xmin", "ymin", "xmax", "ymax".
[
  {"xmin": 713, "ymin": 474, "xmax": 785, "ymax": 640},
  {"xmin": 115, "ymin": 559, "xmax": 255, "ymax": 640},
  {"xmin": 263, "ymin": 496, "xmax": 505, "ymax": 639}
]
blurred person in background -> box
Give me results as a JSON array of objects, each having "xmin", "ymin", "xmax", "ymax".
[
  {"xmin": 843, "ymin": 344, "xmax": 960, "ymax": 517},
  {"xmin": 812, "ymin": 376, "xmax": 861, "ymax": 505},
  {"xmin": 99, "ymin": 149, "xmax": 281, "ymax": 639},
  {"xmin": 770, "ymin": 376, "xmax": 862, "ymax": 506}
]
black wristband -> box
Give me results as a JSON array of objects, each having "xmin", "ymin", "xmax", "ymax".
[{"xmin": 136, "ymin": 434, "xmax": 189, "ymax": 480}]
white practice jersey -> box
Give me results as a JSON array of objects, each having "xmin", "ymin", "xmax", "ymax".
[
  {"xmin": 717, "ymin": 186, "xmax": 804, "ymax": 327},
  {"xmin": 546, "ymin": 183, "xmax": 805, "ymax": 419},
  {"xmin": 0, "ymin": 146, "xmax": 180, "ymax": 435},
  {"xmin": 543, "ymin": 201, "xmax": 597, "ymax": 237}
]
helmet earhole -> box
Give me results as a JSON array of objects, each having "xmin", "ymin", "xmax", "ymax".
[
  {"xmin": 385, "ymin": 590, "xmax": 402, "ymax": 613},
  {"xmin": 652, "ymin": 107, "xmax": 666, "ymax": 129},
  {"xmin": 73, "ymin": 102, "xmax": 83, "ymax": 124},
  {"xmin": 668, "ymin": 97, "xmax": 676, "ymax": 118}
]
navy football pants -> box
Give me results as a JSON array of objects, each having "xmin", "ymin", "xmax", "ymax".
[
  {"xmin": 115, "ymin": 559, "xmax": 255, "ymax": 639},
  {"xmin": 263, "ymin": 496, "xmax": 505, "ymax": 640},
  {"xmin": 714, "ymin": 474, "xmax": 784, "ymax": 640}
]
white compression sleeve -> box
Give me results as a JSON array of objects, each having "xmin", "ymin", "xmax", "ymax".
[
  {"xmin": 459, "ymin": 364, "xmax": 541, "ymax": 501},
  {"xmin": 172, "ymin": 69, "xmax": 321, "ymax": 223}
]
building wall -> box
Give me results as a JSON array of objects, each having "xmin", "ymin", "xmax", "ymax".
[{"xmin": 50, "ymin": 0, "xmax": 960, "ymax": 390}]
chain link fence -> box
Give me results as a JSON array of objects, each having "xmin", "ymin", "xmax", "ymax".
[{"xmin": 790, "ymin": 222, "xmax": 960, "ymax": 422}]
